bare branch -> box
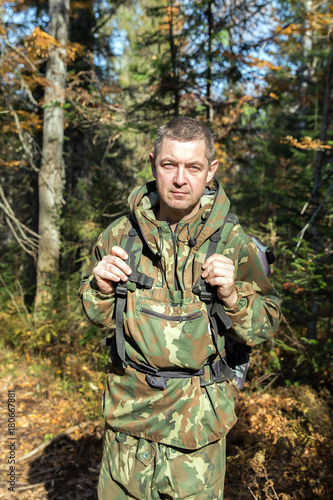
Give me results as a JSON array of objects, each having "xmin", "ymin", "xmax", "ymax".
[
  {"xmin": 247, "ymin": 486, "xmax": 259, "ymax": 499},
  {"xmin": 6, "ymin": 104, "xmax": 54, "ymax": 196},
  {"xmin": 5, "ymin": 217, "xmax": 37, "ymax": 258},
  {"xmin": 294, "ymin": 179, "xmax": 333, "ymax": 256},
  {"xmin": 16, "ymin": 422, "xmax": 90, "ymax": 462},
  {"xmin": 91, "ymin": 1, "xmax": 123, "ymax": 35},
  {"xmin": 16, "ymin": 279, "xmax": 32, "ymax": 321},
  {"xmin": 20, "ymin": 76, "xmax": 39, "ymax": 106},
  {"xmin": 4, "ymin": 38, "xmax": 39, "ymax": 73},
  {"xmin": 101, "ymin": 132, "xmax": 121, "ymax": 168},
  {"xmin": 0, "ymin": 273, "xmax": 32, "ymax": 328},
  {"xmin": 0, "ymin": 185, "xmax": 40, "ymax": 260},
  {"xmin": 0, "ymin": 186, "xmax": 40, "ymax": 241},
  {"xmin": 300, "ymin": 159, "xmax": 333, "ymax": 214},
  {"xmin": 8, "ymin": 104, "xmax": 40, "ymax": 173}
]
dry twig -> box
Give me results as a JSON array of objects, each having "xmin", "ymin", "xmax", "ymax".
[{"xmin": 17, "ymin": 422, "xmax": 90, "ymax": 463}]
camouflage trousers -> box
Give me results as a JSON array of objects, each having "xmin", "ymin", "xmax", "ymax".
[{"xmin": 98, "ymin": 426, "xmax": 226, "ymax": 499}]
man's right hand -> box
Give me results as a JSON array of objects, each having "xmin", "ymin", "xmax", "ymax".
[{"xmin": 93, "ymin": 246, "xmax": 132, "ymax": 294}]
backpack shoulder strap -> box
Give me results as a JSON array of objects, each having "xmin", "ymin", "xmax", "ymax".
[
  {"xmin": 192, "ymin": 212, "xmax": 239, "ymax": 376},
  {"xmin": 193, "ymin": 211, "xmax": 238, "ymax": 314},
  {"xmin": 113, "ymin": 216, "xmax": 154, "ymax": 366}
]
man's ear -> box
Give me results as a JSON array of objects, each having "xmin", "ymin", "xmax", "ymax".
[
  {"xmin": 149, "ymin": 153, "xmax": 156, "ymax": 179},
  {"xmin": 207, "ymin": 159, "xmax": 219, "ymax": 183}
]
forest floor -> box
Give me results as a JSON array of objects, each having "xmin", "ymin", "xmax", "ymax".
[
  {"xmin": 0, "ymin": 348, "xmax": 332, "ymax": 500},
  {"xmin": 0, "ymin": 351, "xmax": 103, "ymax": 500},
  {"xmin": 0, "ymin": 350, "xmax": 246, "ymax": 500}
]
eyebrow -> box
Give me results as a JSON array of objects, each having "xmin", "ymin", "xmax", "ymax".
[{"xmin": 160, "ymin": 157, "xmax": 205, "ymax": 166}]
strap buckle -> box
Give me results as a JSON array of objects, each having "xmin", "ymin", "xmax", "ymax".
[
  {"xmin": 136, "ymin": 273, "xmax": 154, "ymax": 289},
  {"xmin": 200, "ymin": 290, "xmax": 213, "ymax": 303},
  {"xmin": 200, "ymin": 358, "xmax": 235, "ymax": 387},
  {"xmin": 116, "ymin": 283, "xmax": 128, "ymax": 298}
]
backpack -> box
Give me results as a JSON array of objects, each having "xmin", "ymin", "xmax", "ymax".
[
  {"xmin": 106, "ymin": 212, "xmax": 275, "ymax": 390},
  {"xmin": 224, "ymin": 228, "xmax": 275, "ymax": 389}
]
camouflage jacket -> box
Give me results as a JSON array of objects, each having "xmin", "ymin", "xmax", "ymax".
[{"xmin": 79, "ymin": 179, "xmax": 281, "ymax": 450}]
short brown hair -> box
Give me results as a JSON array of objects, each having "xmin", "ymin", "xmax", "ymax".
[{"xmin": 154, "ymin": 117, "xmax": 215, "ymax": 164}]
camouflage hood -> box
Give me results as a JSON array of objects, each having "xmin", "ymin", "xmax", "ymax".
[{"xmin": 127, "ymin": 178, "xmax": 231, "ymax": 255}]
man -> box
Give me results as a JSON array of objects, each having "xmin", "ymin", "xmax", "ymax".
[{"xmin": 79, "ymin": 117, "xmax": 281, "ymax": 499}]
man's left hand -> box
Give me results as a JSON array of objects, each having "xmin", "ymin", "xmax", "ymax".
[{"xmin": 202, "ymin": 254, "xmax": 238, "ymax": 309}]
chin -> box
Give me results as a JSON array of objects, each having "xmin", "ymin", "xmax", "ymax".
[{"xmin": 169, "ymin": 201, "xmax": 189, "ymax": 210}]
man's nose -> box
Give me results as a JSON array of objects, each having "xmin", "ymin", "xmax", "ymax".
[{"xmin": 174, "ymin": 167, "xmax": 187, "ymax": 185}]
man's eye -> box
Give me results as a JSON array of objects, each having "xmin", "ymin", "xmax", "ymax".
[{"xmin": 189, "ymin": 165, "xmax": 199, "ymax": 171}]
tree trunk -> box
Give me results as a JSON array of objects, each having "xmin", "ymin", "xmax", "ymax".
[
  {"xmin": 206, "ymin": 0, "xmax": 213, "ymax": 123},
  {"xmin": 168, "ymin": 0, "xmax": 179, "ymax": 116},
  {"xmin": 306, "ymin": 43, "xmax": 333, "ymax": 339},
  {"xmin": 35, "ymin": 0, "xmax": 70, "ymax": 309}
]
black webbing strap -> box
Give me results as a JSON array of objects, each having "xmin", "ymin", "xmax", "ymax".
[
  {"xmin": 125, "ymin": 355, "xmax": 205, "ymax": 390},
  {"xmin": 114, "ymin": 218, "xmax": 154, "ymax": 366},
  {"xmin": 113, "ymin": 212, "xmax": 237, "ymax": 384},
  {"xmin": 125, "ymin": 355, "xmax": 234, "ymax": 390},
  {"xmin": 200, "ymin": 357, "xmax": 236, "ymax": 387},
  {"xmin": 192, "ymin": 213, "xmax": 239, "ymax": 375},
  {"xmin": 192, "ymin": 212, "xmax": 238, "ymax": 301},
  {"xmin": 206, "ymin": 301, "xmax": 234, "ymax": 377},
  {"xmin": 192, "ymin": 212, "xmax": 238, "ymax": 331},
  {"xmin": 114, "ymin": 282, "xmax": 128, "ymax": 365}
]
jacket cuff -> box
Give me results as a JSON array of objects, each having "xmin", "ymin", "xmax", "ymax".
[
  {"xmin": 224, "ymin": 296, "xmax": 247, "ymax": 313},
  {"xmin": 224, "ymin": 282, "xmax": 254, "ymax": 314},
  {"xmin": 85, "ymin": 276, "xmax": 115, "ymax": 299}
]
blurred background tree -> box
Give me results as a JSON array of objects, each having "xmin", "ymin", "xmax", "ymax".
[
  {"xmin": 1, "ymin": 0, "xmax": 332, "ymax": 364},
  {"xmin": 1, "ymin": 0, "xmax": 332, "ymax": 497}
]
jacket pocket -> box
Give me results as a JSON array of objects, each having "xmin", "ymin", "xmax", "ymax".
[
  {"xmin": 126, "ymin": 296, "xmax": 216, "ymax": 371},
  {"xmin": 102, "ymin": 429, "xmax": 155, "ymax": 497}
]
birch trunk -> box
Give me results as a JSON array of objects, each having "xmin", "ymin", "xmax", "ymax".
[{"xmin": 35, "ymin": 0, "xmax": 70, "ymax": 309}]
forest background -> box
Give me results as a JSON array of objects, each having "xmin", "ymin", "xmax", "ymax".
[{"xmin": 0, "ymin": 0, "xmax": 332, "ymax": 499}]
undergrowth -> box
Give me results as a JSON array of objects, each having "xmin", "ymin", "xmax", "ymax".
[
  {"xmin": 0, "ymin": 278, "xmax": 332, "ymax": 499},
  {"xmin": 225, "ymin": 321, "xmax": 333, "ymax": 500}
]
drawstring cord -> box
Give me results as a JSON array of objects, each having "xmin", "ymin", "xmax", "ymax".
[
  {"xmin": 177, "ymin": 216, "xmax": 208, "ymax": 247},
  {"xmin": 177, "ymin": 223, "xmax": 190, "ymax": 244},
  {"xmin": 157, "ymin": 227, "xmax": 171, "ymax": 290},
  {"xmin": 156, "ymin": 213, "xmax": 210, "ymax": 291}
]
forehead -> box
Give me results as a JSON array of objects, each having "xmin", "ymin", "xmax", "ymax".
[{"xmin": 158, "ymin": 138, "xmax": 208, "ymax": 161}]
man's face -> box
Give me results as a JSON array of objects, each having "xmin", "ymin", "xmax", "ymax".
[{"xmin": 150, "ymin": 138, "xmax": 218, "ymax": 224}]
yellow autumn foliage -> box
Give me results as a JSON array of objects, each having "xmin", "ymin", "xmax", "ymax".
[
  {"xmin": 281, "ymin": 135, "xmax": 332, "ymax": 151},
  {"xmin": 24, "ymin": 27, "xmax": 84, "ymax": 64}
]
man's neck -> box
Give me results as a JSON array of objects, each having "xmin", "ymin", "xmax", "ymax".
[{"xmin": 155, "ymin": 204, "xmax": 200, "ymax": 232}]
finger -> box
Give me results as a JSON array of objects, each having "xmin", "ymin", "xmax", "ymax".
[
  {"xmin": 110, "ymin": 246, "xmax": 129, "ymax": 261},
  {"xmin": 204, "ymin": 254, "xmax": 233, "ymax": 266},
  {"xmin": 202, "ymin": 261, "xmax": 234, "ymax": 279},
  {"xmin": 207, "ymin": 276, "xmax": 234, "ymax": 288},
  {"xmin": 202, "ymin": 254, "xmax": 233, "ymax": 270},
  {"xmin": 109, "ymin": 256, "xmax": 132, "ymax": 276},
  {"xmin": 94, "ymin": 276, "xmax": 114, "ymax": 294},
  {"xmin": 94, "ymin": 266, "xmax": 128, "ymax": 282},
  {"xmin": 97, "ymin": 261, "xmax": 131, "ymax": 282},
  {"xmin": 95, "ymin": 256, "xmax": 131, "ymax": 281},
  {"xmin": 101, "ymin": 254, "xmax": 132, "ymax": 277}
]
